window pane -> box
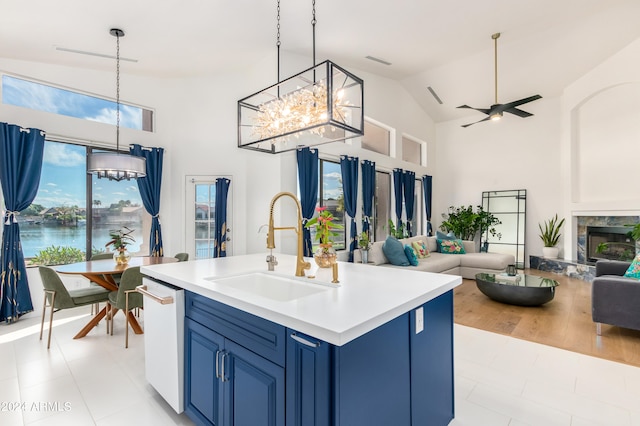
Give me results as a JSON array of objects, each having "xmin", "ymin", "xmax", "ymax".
[
  {"xmin": 319, "ymin": 160, "xmax": 345, "ymax": 250},
  {"xmin": 194, "ymin": 183, "xmax": 216, "ymax": 259},
  {"xmin": 2, "ymin": 75, "xmax": 153, "ymax": 131},
  {"xmin": 91, "ymin": 158, "xmax": 145, "ymax": 255},
  {"xmin": 402, "ymin": 136, "xmax": 422, "ymax": 165},
  {"xmin": 374, "ymin": 171, "xmax": 390, "ymax": 242},
  {"xmin": 362, "ymin": 120, "xmax": 390, "ymax": 156}
]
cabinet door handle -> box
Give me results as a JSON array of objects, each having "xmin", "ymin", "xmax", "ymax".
[
  {"xmin": 220, "ymin": 352, "xmax": 228, "ymax": 382},
  {"xmin": 290, "ymin": 332, "xmax": 320, "ymax": 348},
  {"xmin": 215, "ymin": 350, "xmax": 221, "ymax": 379}
]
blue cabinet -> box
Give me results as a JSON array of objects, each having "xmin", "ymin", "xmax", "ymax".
[{"xmin": 185, "ymin": 289, "xmax": 454, "ymax": 426}]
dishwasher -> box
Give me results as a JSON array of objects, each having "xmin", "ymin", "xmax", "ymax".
[{"xmin": 137, "ymin": 277, "xmax": 185, "ymax": 413}]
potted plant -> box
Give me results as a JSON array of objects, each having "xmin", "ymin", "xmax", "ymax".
[
  {"xmin": 358, "ymin": 231, "xmax": 372, "ymax": 264},
  {"xmin": 106, "ymin": 226, "xmax": 135, "ymax": 265},
  {"xmin": 305, "ymin": 207, "xmax": 343, "ymax": 268},
  {"xmin": 538, "ymin": 214, "xmax": 565, "ymax": 259},
  {"xmin": 440, "ymin": 205, "xmax": 501, "ymax": 250}
]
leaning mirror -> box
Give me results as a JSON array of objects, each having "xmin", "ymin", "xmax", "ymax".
[{"xmin": 481, "ymin": 189, "xmax": 526, "ymax": 269}]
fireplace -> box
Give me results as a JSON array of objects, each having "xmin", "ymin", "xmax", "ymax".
[
  {"xmin": 576, "ymin": 216, "xmax": 639, "ymax": 263},
  {"xmin": 586, "ymin": 226, "xmax": 635, "ymax": 263}
]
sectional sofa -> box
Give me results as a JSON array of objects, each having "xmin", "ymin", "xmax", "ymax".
[{"xmin": 354, "ymin": 235, "xmax": 515, "ymax": 279}]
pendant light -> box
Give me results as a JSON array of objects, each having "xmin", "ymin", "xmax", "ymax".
[
  {"xmin": 237, "ymin": 0, "xmax": 364, "ymax": 154},
  {"xmin": 87, "ymin": 28, "xmax": 146, "ymax": 181}
]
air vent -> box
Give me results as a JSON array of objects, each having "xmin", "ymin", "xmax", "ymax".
[
  {"xmin": 365, "ymin": 56, "xmax": 392, "ymax": 66},
  {"xmin": 427, "ymin": 86, "xmax": 443, "ymax": 105}
]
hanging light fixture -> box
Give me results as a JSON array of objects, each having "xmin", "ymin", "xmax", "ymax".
[
  {"xmin": 238, "ymin": 0, "xmax": 364, "ymax": 154},
  {"xmin": 87, "ymin": 28, "xmax": 146, "ymax": 181}
]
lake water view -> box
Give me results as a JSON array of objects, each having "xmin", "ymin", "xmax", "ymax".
[{"xmin": 19, "ymin": 223, "xmax": 144, "ymax": 258}]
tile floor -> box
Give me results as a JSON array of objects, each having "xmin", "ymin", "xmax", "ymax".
[{"xmin": 1, "ymin": 305, "xmax": 639, "ymax": 425}]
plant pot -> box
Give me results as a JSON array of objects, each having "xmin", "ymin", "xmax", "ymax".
[
  {"xmin": 360, "ymin": 249, "xmax": 369, "ymax": 264},
  {"xmin": 314, "ymin": 244, "xmax": 337, "ymax": 268},
  {"xmin": 542, "ymin": 246, "xmax": 559, "ymax": 259},
  {"xmin": 113, "ymin": 248, "xmax": 131, "ymax": 265}
]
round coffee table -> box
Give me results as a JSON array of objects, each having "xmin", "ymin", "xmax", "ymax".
[{"xmin": 475, "ymin": 272, "xmax": 559, "ymax": 306}]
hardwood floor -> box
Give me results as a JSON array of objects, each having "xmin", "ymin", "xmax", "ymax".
[{"xmin": 454, "ymin": 269, "xmax": 640, "ymax": 367}]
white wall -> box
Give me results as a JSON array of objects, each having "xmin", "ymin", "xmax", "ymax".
[{"xmin": 0, "ymin": 51, "xmax": 434, "ymax": 260}]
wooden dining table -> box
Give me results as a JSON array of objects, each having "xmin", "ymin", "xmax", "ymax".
[{"xmin": 54, "ymin": 256, "xmax": 179, "ymax": 339}]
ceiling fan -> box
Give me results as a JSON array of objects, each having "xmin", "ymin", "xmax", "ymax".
[{"xmin": 458, "ymin": 33, "xmax": 542, "ymax": 128}]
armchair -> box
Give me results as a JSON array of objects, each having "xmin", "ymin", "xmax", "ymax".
[{"xmin": 592, "ymin": 259, "xmax": 640, "ymax": 335}]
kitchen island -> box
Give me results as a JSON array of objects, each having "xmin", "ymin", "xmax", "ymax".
[{"xmin": 141, "ymin": 253, "xmax": 462, "ymax": 426}]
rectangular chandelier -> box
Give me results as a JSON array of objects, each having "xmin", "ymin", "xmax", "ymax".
[{"xmin": 238, "ymin": 60, "xmax": 364, "ymax": 154}]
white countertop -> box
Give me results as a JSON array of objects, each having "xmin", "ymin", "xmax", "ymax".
[{"xmin": 141, "ymin": 253, "xmax": 462, "ymax": 346}]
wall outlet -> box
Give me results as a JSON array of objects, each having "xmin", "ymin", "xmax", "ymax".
[{"xmin": 415, "ymin": 307, "xmax": 424, "ymax": 334}]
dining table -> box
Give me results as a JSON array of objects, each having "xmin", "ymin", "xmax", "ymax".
[{"xmin": 54, "ymin": 256, "xmax": 179, "ymax": 339}]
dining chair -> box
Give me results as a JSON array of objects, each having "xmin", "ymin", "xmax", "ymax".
[
  {"xmin": 174, "ymin": 252, "xmax": 189, "ymax": 262},
  {"xmin": 107, "ymin": 266, "xmax": 144, "ymax": 348},
  {"xmin": 39, "ymin": 266, "xmax": 111, "ymax": 349},
  {"xmin": 89, "ymin": 252, "xmax": 119, "ymax": 315}
]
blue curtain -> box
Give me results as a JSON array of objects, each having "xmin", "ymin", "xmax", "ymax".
[
  {"xmin": 422, "ymin": 175, "xmax": 433, "ymax": 236},
  {"xmin": 0, "ymin": 123, "xmax": 45, "ymax": 322},
  {"xmin": 403, "ymin": 171, "xmax": 416, "ymax": 237},
  {"xmin": 361, "ymin": 160, "xmax": 375, "ymax": 236},
  {"xmin": 392, "ymin": 168, "xmax": 404, "ymax": 229},
  {"xmin": 340, "ymin": 156, "xmax": 359, "ymax": 262},
  {"xmin": 296, "ymin": 147, "xmax": 318, "ymax": 257},
  {"xmin": 213, "ymin": 178, "xmax": 231, "ymax": 258},
  {"xmin": 130, "ymin": 144, "xmax": 164, "ymax": 256}
]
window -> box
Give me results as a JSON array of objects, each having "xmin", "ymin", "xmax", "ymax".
[
  {"xmin": 318, "ymin": 160, "xmax": 346, "ymax": 250},
  {"xmin": 373, "ymin": 171, "xmax": 391, "ymax": 241},
  {"xmin": 362, "ymin": 118, "xmax": 394, "ymax": 157},
  {"xmin": 186, "ymin": 176, "xmax": 233, "ymax": 259},
  {"xmin": 2, "ymin": 75, "xmax": 153, "ymax": 131},
  {"xmin": 20, "ymin": 140, "xmax": 148, "ymax": 259},
  {"xmin": 401, "ymin": 135, "xmax": 426, "ymax": 166}
]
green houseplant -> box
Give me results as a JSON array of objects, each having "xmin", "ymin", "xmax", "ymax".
[
  {"xmin": 440, "ymin": 205, "xmax": 501, "ymax": 245},
  {"xmin": 538, "ymin": 214, "xmax": 565, "ymax": 259},
  {"xmin": 106, "ymin": 226, "xmax": 135, "ymax": 265},
  {"xmin": 357, "ymin": 231, "xmax": 372, "ymax": 263}
]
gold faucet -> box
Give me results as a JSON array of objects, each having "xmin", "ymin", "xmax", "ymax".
[{"xmin": 267, "ymin": 192, "xmax": 311, "ymax": 277}]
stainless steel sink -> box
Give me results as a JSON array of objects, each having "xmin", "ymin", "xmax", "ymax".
[{"xmin": 206, "ymin": 272, "xmax": 333, "ymax": 302}]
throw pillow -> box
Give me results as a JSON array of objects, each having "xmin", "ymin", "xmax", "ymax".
[
  {"xmin": 436, "ymin": 230, "xmax": 457, "ymax": 240},
  {"xmin": 382, "ymin": 236, "xmax": 410, "ymax": 266},
  {"xmin": 624, "ymin": 254, "xmax": 640, "ymax": 279},
  {"xmin": 411, "ymin": 240, "xmax": 430, "ymax": 258},
  {"xmin": 437, "ymin": 238, "xmax": 466, "ymax": 254},
  {"xmin": 404, "ymin": 245, "xmax": 419, "ymax": 266}
]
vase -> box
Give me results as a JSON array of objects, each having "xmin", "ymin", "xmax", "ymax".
[
  {"xmin": 542, "ymin": 246, "xmax": 559, "ymax": 259},
  {"xmin": 314, "ymin": 243, "xmax": 337, "ymax": 268},
  {"xmin": 361, "ymin": 249, "xmax": 369, "ymax": 264},
  {"xmin": 113, "ymin": 248, "xmax": 131, "ymax": 265}
]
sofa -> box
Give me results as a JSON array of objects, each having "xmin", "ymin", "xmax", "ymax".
[
  {"xmin": 354, "ymin": 235, "xmax": 515, "ymax": 280},
  {"xmin": 592, "ymin": 259, "xmax": 640, "ymax": 334}
]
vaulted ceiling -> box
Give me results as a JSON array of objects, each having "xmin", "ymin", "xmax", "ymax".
[{"xmin": 2, "ymin": 0, "xmax": 639, "ymax": 123}]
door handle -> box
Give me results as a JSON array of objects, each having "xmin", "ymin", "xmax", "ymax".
[
  {"xmin": 215, "ymin": 350, "xmax": 221, "ymax": 379},
  {"xmin": 136, "ymin": 285, "xmax": 174, "ymax": 305},
  {"xmin": 290, "ymin": 332, "xmax": 320, "ymax": 348},
  {"xmin": 220, "ymin": 352, "xmax": 228, "ymax": 382}
]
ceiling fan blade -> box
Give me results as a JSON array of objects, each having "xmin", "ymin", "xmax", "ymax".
[
  {"xmin": 501, "ymin": 94, "xmax": 542, "ymax": 110},
  {"xmin": 457, "ymin": 105, "xmax": 491, "ymax": 115},
  {"xmin": 504, "ymin": 107, "xmax": 533, "ymax": 118},
  {"xmin": 461, "ymin": 117, "xmax": 491, "ymax": 128}
]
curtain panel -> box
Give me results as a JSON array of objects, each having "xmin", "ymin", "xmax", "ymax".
[
  {"xmin": 0, "ymin": 123, "xmax": 45, "ymax": 322},
  {"xmin": 361, "ymin": 160, "xmax": 375, "ymax": 236},
  {"xmin": 392, "ymin": 168, "xmax": 404, "ymax": 230},
  {"xmin": 340, "ymin": 155, "xmax": 359, "ymax": 262},
  {"xmin": 213, "ymin": 178, "xmax": 231, "ymax": 258},
  {"xmin": 403, "ymin": 170, "xmax": 416, "ymax": 237},
  {"xmin": 130, "ymin": 144, "xmax": 164, "ymax": 256},
  {"xmin": 296, "ymin": 147, "xmax": 318, "ymax": 257},
  {"xmin": 422, "ymin": 175, "xmax": 433, "ymax": 236}
]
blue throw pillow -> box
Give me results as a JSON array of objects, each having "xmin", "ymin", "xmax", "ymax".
[
  {"xmin": 624, "ymin": 254, "xmax": 640, "ymax": 279},
  {"xmin": 437, "ymin": 238, "xmax": 466, "ymax": 254},
  {"xmin": 404, "ymin": 245, "xmax": 419, "ymax": 266},
  {"xmin": 382, "ymin": 236, "xmax": 410, "ymax": 266},
  {"xmin": 436, "ymin": 230, "xmax": 457, "ymax": 240}
]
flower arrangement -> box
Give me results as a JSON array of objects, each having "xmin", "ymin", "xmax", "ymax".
[
  {"xmin": 105, "ymin": 226, "xmax": 135, "ymax": 251},
  {"xmin": 305, "ymin": 207, "xmax": 343, "ymax": 249}
]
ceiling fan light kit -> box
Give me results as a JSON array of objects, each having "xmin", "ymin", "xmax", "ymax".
[{"xmin": 458, "ymin": 32, "xmax": 542, "ymax": 128}]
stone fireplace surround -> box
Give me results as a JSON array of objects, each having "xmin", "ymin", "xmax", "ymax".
[{"xmin": 531, "ymin": 215, "xmax": 639, "ymax": 282}]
